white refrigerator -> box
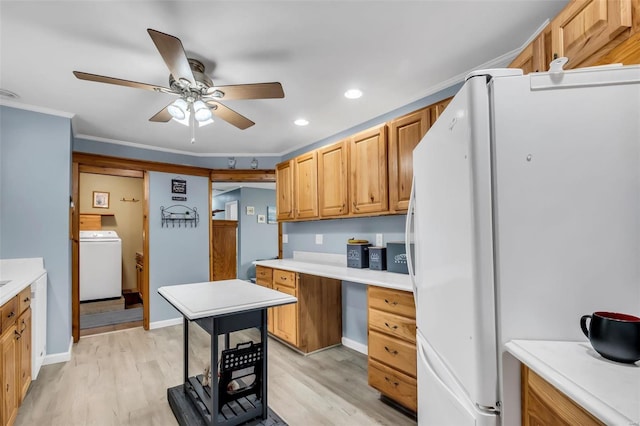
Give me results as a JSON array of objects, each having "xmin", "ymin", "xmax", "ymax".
[{"xmin": 406, "ymin": 63, "xmax": 640, "ymax": 425}]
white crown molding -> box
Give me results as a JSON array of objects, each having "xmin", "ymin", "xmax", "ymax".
[
  {"xmin": 0, "ymin": 99, "xmax": 75, "ymax": 119},
  {"xmin": 75, "ymin": 133, "xmax": 282, "ymax": 158}
]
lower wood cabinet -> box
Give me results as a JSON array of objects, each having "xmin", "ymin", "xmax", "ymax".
[
  {"xmin": 367, "ymin": 286, "xmax": 417, "ymax": 412},
  {"xmin": 257, "ymin": 267, "xmax": 342, "ymax": 354},
  {"xmin": 521, "ymin": 364, "xmax": 604, "ymax": 426},
  {"xmin": 1, "ymin": 285, "xmax": 32, "ymax": 426},
  {"xmin": 255, "ymin": 266, "xmax": 274, "ymax": 334},
  {"xmin": 1, "ymin": 324, "xmax": 18, "ymax": 426}
]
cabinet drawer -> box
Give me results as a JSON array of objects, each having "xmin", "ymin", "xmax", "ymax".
[
  {"xmin": 1, "ymin": 296, "xmax": 18, "ymax": 334},
  {"xmin": 273, "ymin": 269, "xmax": 296, "ymax": 288},
  {"xmin": 368, "ymin": 286, "xmax": 415, "ymax": 319},
  {"xmin": 256, "ymin": 266, "xmax": 273, "ymax": 286},
  {"xmin": 368, "ymin": 330, "xmax": 416, "ymax": 377},
  {"xmin": 369, "ymin": 359, "xmax": 417, "ymax": 412},
  {"xmin": 18, "ymin": 286, "xmax": 31, "ymax": 314},
  {"xmin": 369, "ymin": 309, "xmax": 416, "ymax": 343}
]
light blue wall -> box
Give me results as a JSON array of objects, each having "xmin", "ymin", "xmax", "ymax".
[
  {"xmin": 0, "ymin": 106, "xmax": 72, "ymax": 355},
  {"xmin": 212, "ymin": 189, "xmax": 240, "ymax": 219},
  {"xmin": 148, "ymin": 172, "xmax": 210, "ymax": 322},
  {"xmin": 74, "ymin": 137, "xmax": 279, "ymax": 170},
  {"xmin": 283, "ymin": 215, "xmax": 407, "ymax": 346},
  {"xmin": 238, "ymin": 188, "xmax": 278, "ymax": 280}
]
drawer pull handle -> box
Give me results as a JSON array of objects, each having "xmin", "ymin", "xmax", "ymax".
[
  {"xmin": 385, "ymin": 377, "xmax": 399, "ymax": 387},
  {"xmin": 281, "ymin": 277, "xmax": 287, "ymax": 281},
  {"xmin": 384, "ymin": 346, "xmax": 398, "ymax": 355},
  {"xmin": 23, "ymin": 297, "xmax": 30, "ymax": 303},
  {"xmin": 15, "ymin": 330, "xmax": 21, "ymax": 340},
  {"xmin": 7, "ymin": 311, "xmax": 15, "ymax": 319},
  {"xmin": 384, "ymin": 299, "xmax": 398, "ymax": 306},
  {"xmin": 384, "ymin": 322, "xmax": 398, "ymax": 330}
]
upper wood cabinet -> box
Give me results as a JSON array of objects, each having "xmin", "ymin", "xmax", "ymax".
[
  {"xmin": 349, "ymin": 124, "xmax": 389, "ymax": 215},
  {"xmin": 430, "ymin": 97, "xmax": 453, "ymax": 123},
  {"xmin": 276, "ymin": 160, "xmax": 294, "ymax": 221},
  {"xmin": 551, "ymin": 0, "xmax": 633, "ymax": 69},
  {"xmin": 317, "ymin": 140, "xmax": 349, "ymax": 218},
  {"xmin": 388, "ymin": 107, "xmax": 430, "ymax": 213},
  {"xmin": 293, "ymin": 152, "xmax": 319, "ymax": 219},
  {"xmin": 509, "ymin": 24, "xmax": 552, "ymax": 74}
]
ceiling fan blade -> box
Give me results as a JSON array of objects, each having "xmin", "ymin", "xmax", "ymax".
[
  {"xmin": 147, "ymin": 29, "xmax": 195, "ymax": 85},
  {"xmin": 149, "ymin": 104, "xmax": 173, "ymax": 122},
  {"xmin": 73, "ymin": 71, "xmax": 171, "ymax": 93},
  {"xmin": 207, "ymin": 101, "xmax": 255, "ymax": 130},
  {"xmin": 204, "ymin": 82, "xmax": 284, "ymax": 100}
]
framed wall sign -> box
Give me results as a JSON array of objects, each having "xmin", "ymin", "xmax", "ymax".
[
  {"xmin": 92, "ymin": 191, "xmax": 110, "ymax": 209},
  {"xmin": 172, "ymin": 179, "xmax": 187, "ymax": 194}
]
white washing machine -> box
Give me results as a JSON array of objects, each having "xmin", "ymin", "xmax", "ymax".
[{"xmin": 80, "ymin": 230, "xmax": 122, "ymax": 301}]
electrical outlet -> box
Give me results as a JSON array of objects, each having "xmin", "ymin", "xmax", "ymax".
[
  {"xmin": 376, "ymin": 233, "xmax": 383, "ymax": 247},
  {"xmin": 282, "ymin": 234, "xmax": 288, "ymax": 244},
  {"xmin": 315, "ymin": 234, "xmax": 323, "ymax": 245}
]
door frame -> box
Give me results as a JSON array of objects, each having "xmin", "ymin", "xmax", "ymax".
[{"xmin": 71, "ymin": 153, "xmax": 275, "ymax": 342}]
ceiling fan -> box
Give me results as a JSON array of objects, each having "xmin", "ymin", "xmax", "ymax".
[{"xmin": 73, "ymin": 29, "xmax": 284, "ymax": 131}]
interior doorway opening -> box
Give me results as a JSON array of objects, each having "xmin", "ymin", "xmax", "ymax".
[{"xmin": 210, "ymin": 170, "xmax": 279, "ymax": 282}]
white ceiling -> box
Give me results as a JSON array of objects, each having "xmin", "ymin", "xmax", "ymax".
[{"xmin": 0, "ymin": 1, "xmax": 568, "ymax": 157}]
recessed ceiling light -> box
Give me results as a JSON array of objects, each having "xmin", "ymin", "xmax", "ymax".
[
  {"xmin": 344, "ymin": 89, "xmax": 362, "ymax": 99},
  {"xmin": 0, "ymin": 89, "xmax": 19, "ymax": 99},
  {"xmin": 294, "ymin": 118, "xmax": 309, "ymax": 126}
]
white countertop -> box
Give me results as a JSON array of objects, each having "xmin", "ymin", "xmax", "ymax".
[
  {"xmin": 158, "ymin": 279, "xmax": 297, "ymax": 320},
  {"xmin": 506, "ymin": 339, "xmax": 640, "ymax": 425},
  {"xmin": 254, "ymin": 258, "xmax": 413, "ymax": 292},
  {"xmin": 0, "ymin": 258, "xmax": 46, "ymax": 306}
]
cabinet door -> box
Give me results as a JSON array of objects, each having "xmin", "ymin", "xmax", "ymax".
[
  {"xmin": 509, "ymin": 42, "xmax": 535, "ymax": 74},
  {"xmin": 255, "ymin": 267, "xmax": 274, "ymax": 334},
  {"xmin": 349, "ymin": 124, "xmax": 388, "ymax": 214},
  {"xmin": 293, "ymin": 152, "xmax": 318, "ymax": 219},
  {"xmin": 388, "ymin": 108, "xmax": 430, "ymax": 212},
  {"xmin": 521, "ymin": 365, "xmax": 604, "ymax": 425},
  {"xmin": 430, "ymin": 97, "xmax": 453, "ymax": 123},
  {"xmin": 318, "ymin": 140, "xmax": 349, "ymax": 217},
  {"xmin": 273, "ymin": 285, "xmax": 298, "ymax": 346},
  {"xmin": 276, "ymin": 160, "xmax": 294, "ymax": 221},
  {"xmin": 1, "ymin": 325, "xmax": 18, "ymax": 426},
  {"xmin": 17, "ymin": 308, "xmax": 31, "ymax": 403},
  {"xmin": 551, "ymin": 0, "xmax": 632, "ymax": 68}
]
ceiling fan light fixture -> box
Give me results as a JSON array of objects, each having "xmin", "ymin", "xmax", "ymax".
[
  {"xmin": 193, "ymin": 100, "xmax": 212, "ymax": 122},
  {"xmin": 168, "ymin": 98, "xmax": 188, "ymax": 120}
]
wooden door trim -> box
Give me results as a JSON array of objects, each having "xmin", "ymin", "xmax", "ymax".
[
  {"xmin": 143, "ymin": 172, "xmax": 150, "ymax": 330},
  {"xmin": 71, "ymin": 162, "xmax": 79, "ymax": 342}
]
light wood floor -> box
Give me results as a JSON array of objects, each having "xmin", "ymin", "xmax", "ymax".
[{"xmin": 16, "ymin": 325, "xmax": 416, "ymax": 426}]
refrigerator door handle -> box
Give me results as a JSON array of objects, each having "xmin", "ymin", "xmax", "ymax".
[
  {"xmin": 405, "ymin": 177, "xmax": 417, "ymax": 303},
  {"xmin": 418, "ymin": 336, "xmax": 500, "ymax": 418}
]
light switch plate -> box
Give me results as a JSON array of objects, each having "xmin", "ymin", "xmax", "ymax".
[
  {"xmin": 376, "ymin": 233, "xmax": 383, "ymax": 247},
  {"xmin": 315, "ymin": 234, "xmax": 323, "ymax": 245},
  {"xmin": 282, "ymin": 234, "xmax": 288, "ymax": 243}
]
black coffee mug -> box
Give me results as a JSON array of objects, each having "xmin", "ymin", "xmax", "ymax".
[{"xmin": 580, "ymin": 311, "xmax": 640, "ymax": 364}]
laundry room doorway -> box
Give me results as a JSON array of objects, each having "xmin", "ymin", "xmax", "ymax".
[{"xmin": 77, "ymin": 171, "xmax": 145, "ymax": 336}]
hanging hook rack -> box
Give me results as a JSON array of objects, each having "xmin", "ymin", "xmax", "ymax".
[{"xmin": 120, "ymin": 197, "xmax": 140, "ymax": 202}]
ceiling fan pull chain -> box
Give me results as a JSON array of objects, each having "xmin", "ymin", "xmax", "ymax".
[{"xmin": 190, "ymin": 104, "xmax": 196, "ymax": 144}]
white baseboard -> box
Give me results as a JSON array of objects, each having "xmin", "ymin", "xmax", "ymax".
[
  {"xmin": 150, "ymin": 317, "xmax": 182, "ymax": 330},
  {"xmin": 42, "ymin": 336, "xmax": 73, "ymax": 365},
  {"xmin": 342, "ymin": 337, "xmax": 368, "ymax": 355}
]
